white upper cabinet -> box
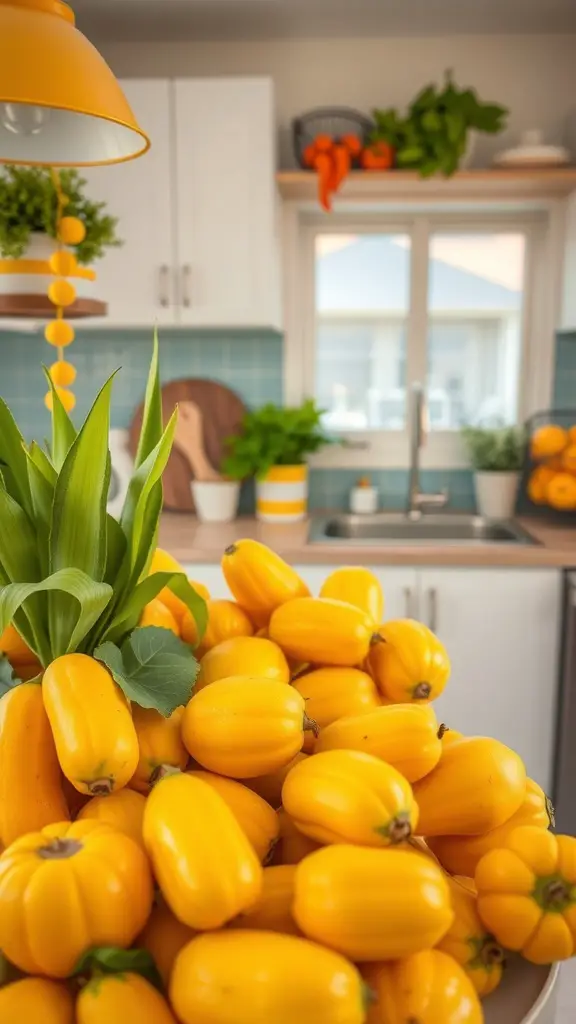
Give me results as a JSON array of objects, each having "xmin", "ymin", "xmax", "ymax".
[
  {"xmin": 83, "ymin": 77, "xmax": 280, "ymax": 330},
  {"xmin": 81, "ymin": 80, "xmax": 175, "ymax": 326},
  {"xmin": 174, "ymin": 78, "xmax": 280, "ymax": 329}
]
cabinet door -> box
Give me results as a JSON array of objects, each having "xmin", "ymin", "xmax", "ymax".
[
  {"xmin": 293, "ymin": 566, "xmax": 418, "ymax": 621},
  {"xmin": 81, "ymin": 80, "xmax": 175, "ymax": 326},
  {"xmin": 419, "ymin": 569, "xmax": 561, "ymax": 791},
  {"xmin": 173, "ymin": 78, "xmax": 280, "ymax": 329}
]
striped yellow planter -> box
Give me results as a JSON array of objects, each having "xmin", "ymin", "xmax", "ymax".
[{"xmin": 256, "ymin": 465, "xmax": 308, "ymax": 523}]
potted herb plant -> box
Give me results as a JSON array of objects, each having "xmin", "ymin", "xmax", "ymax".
[
  {"xmin": 462, "ymin": 425, "xmax": 525, "ymax": 519},
  {"xmin": 223, "ymin": 399, "xmax": 331, "ymax": 522},
  {"xmin": 372, "ymin": 70, "xmax": 507, "ymax": 178}
]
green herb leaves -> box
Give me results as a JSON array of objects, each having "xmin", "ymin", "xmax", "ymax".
[
  {"xmin": 95, "ymin": 627, "xmax": 199, "ymax": 718},
  {"xmin": 222, "ymin": 398, "xmax": 331, "ymax": 480}
]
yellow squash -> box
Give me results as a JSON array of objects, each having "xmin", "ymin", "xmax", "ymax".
[
  {"xmin": 294, "ymin": 845, "xmax": 453, "ymax": 961},
  {"xmin": 77, "ymin": 972, "xmax": 177, "ymax": 1024},
  {"xmin": 0, "ymin": 683, "xmax": 69, "ymax": 846},
  {"xmin": 138, "ymin": 899, "xmax": 196, "ymax": 987},
  {"xmin": 188, "ymin": 770, "xmax": 279, "ymax": 861},
  {"xmin": 130, "ymin": 705, "xmax": 188, "ymax": 793},
  {"xmin": 315, "ymin": 703, "xmax": 442, "ymax": 783},
  {"xmin": 0, "ymin": 820, "xmax": 153, "ymax": 978},
  {"xmin": 0, "ymin": 624, "xmax": 42, "ymax": 679},
  {"xmin": 43, "ymin": 654, "xmax": 139, "ymax": 795},
  {"xmin": 143, "ymin": 771, "xmax": 262, "ymax": 930},
  {"xmin": 182, "ymin": 676, "xmax": 314, "ymax": 778},
  {"xmin": 0, "ymin": 977, "xmax": 75, "ymax": 1024},
  {"xmin": 221, "ymin": 538, "xmax": 310, "ymax": 627},
  {"xmin": 273, "ymin": 808, "xmax": 321, "ymax": 865},
  {"xmin": 292, "ymin": 668, "xmax": 380, "ymax": 740},
  {"xmin": 139, "ymin": 597, "xmax": 179, "ymax": 634},
  {"xmin": 197, "ymin": 635, "xmax": 290, "ymax": 689},
  {"xmin": 439, "ymin": 725, "xmax": 464, "ymax": 747},
  {"xmin": 77, "ymin": 788, "xmax": 146, "ymax": 852},
  {"xmin": 182, "ymin": 599, "xmax": 254, "ymax": 653},
  {"xmin": 170, "ymin": 930, "xmax": 366, "ymax": 1024},
  {"xmin": 148, "ymin": 548, "xmax": 210, "ymax": 628},
  {"xmin": 437, "ymin": 876, "xmax": 505, "ymax": 996},
  {"xmin": 269, "ymin": 597, "xmax": 377, "ymax": 667},
  {"xmin": 363, "ymin": 950, "xmax": 483, "ymax": 1024},
  {"xmin": 245, "ymin": 752, "xmax": 308, "ymax": 807},
  {"xmin": 282, "ymin": 749, "xmax": 418, "ymax": 846},
  {"xmin": 475, "ymin": 825, "xmax": 576, "ymax": 964},
  {"xmin": 319, "ymin": 566, "xmax": 383, "ymax": 623},
  {"xmin": 428, "ymin": 778, "xmax": 553, "ymax": 877},
  {"xmin": 366, "ymin": 619, "xmax": 450, "ymax": 702},
  {"xmin": 412, "ymin": 736, "xmax": 526, "ymax": 837},
  {"xmin": 230, "ymin": 864, "xmax": 300, "ymax": 935}
]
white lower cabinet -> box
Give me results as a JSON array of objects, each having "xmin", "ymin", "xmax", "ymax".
[{"xmin": 293, "ymin": 566, "xmax": 417, "ymax": 621}]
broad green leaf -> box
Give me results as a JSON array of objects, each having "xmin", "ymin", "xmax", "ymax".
[
  {"xmin": 0, "ymin": 397, "xmax": 32, "ymax": 515},
  {"xmin": 120, "ymin": 411, "xmax": 177, "ymax": 574},
  {"xmin": 127, "ymin": 483, "xmax": 162, "ymax": 591},
  {"xmin": 134, "ymin": 328, "xmax": 163, "ymax": 470},
  {"xmin": 0, "ymin": 655, "xmax": 23, "ymax": 697},
  {"xmin": 73, "ymin": 946, "xmax": 163, "ymax": 991},
  {"xmin": 0, "ymin": 570, "xmax": 113, "ymax": 660},
  {"xmin": 95, "ymin": 626, "xmax": 198, "ymax": 717},
  {"xmin": 43, "ymin": 366, "xmax": 77, "ymax": 471},
  {"xmin": 104, "ymin": 514, "xmax": 128, "ymax": 588},
  {"xmin": 0, "ymin": 486, "xmax": 48, "ymax": 662},
  {"xmin": 102, "ymin": 571, "xmax": 208, "ymax": 645}
]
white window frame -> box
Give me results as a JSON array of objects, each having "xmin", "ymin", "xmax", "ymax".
[{"xmin": 282, "ymin": 201, "xmax": 564, "ymax": 469}]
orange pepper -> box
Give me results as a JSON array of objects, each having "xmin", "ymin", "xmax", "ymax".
[
  {"xmin": 361, "ymin": 141, "xmax": 394, "ymax": 170},
  {"xmin": 331, "ymin": 143, "xmax": 351, "ymax": 193},
  {"xmin": 313, "ymin": 151, "xmax": 335, "ymax": 212},
  {"xmin": 340, "ymin": 133, "xmax": 362, "ymax": 157}
]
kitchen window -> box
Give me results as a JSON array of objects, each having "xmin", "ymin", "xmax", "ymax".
[{"xmin": 284, "ymin": 210, "xmax": 556, "ymax": 468}]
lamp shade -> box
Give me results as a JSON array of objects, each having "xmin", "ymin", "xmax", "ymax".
[{"xmin": 0, "ymin": 0, "xmax": 150, "ymax": 166}]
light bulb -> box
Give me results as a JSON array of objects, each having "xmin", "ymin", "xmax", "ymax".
[{"xmin": 0, "ymin": 102, "xmax": 50, "ymax": 136}]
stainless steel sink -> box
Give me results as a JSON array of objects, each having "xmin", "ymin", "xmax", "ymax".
[{"xmin": 308, "ymin": 513, "xmax": 538, "ymax": 546}]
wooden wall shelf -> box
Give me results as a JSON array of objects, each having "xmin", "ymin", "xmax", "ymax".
[{"xmin": 0, "ymin": 296, "xmax": 107, "ymax": 320}]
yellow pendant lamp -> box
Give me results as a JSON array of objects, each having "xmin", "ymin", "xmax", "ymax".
[{"xmin": 0, "ymin": 0, "xmax": 149, "ymax": 166}]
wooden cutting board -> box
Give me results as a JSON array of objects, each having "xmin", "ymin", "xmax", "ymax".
[{"xmin": 129, "ymin": 379, "xmax": 246, "ymax": 512}]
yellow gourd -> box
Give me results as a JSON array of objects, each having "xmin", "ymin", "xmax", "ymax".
[
  {"xmin": 269, "ymin": 597, "xmax": 377, "ymax": 667},
  {"xmin": 77, "ymin": 972, "xmax": 177, "ymax": 1024},
  {"xmin": 77, "ymin": 789, "xmax": 146, "ymax": 852},
  {"xmin": 197, "ymin": 635, "xmax": 290, "ymax": 689},
  {"xmin": 282, "ymin": 749, "xmax": 418, "ymax": 846},
  {"xmin": 412, "ymin": 736, "xmax": 526, "ymax": 837},
  {"xmin": 139, "ymin": 598, "xmax": 179, "ymax": 634},
  {"xmin": 439, "ymin": 725, "xmax": 464, "ymax": 747},
  {"xmin": 182, "ymin": 677, "xmax": 314, "ymax": 778},
  {"xmin": 230, "ymin": 864, "xmax": 301, "ymax": 935},
  {"xmin": 0, "ymin": 977, "xmax": 75, "ymax": 1024},
  {"xmin": 437, "ymin": 876, "xmax": 505, "ymax": 996},
  {"xmin": 273, "ymin": 808, "xmax": 321, "ymax": 865},
  {"xmin": 182, "ymin": 599, "xmax": 253, "ymax": 653},
  {"xmin": 292, "ymin": 668, "xmax": 379, "ymax": 740},
  {"xmin": 148, "ymin": 548, "xmax": 210, "ymax": 627},
  {"xmin": 366, "ymin": 619, "xmax": 450, "ymax": 702},
  {"xmin": 363, "ymin": 950, "xmax": 483, "ymax": 1024},
  {"xmin": 0, "ymin": 624, "xmax": 41, "ymax": 678},
  {"xmin": 0, "ymin": 820, "xmax": 153, "ymax": 978},
  {"xmin": 43, "ymin": 654, "xmax": 139, "ymax": 796},
  {"xmin": 143, "ymin": 771, "xmax": 262, "ymax": 930},
  {"xmin": 315, "ymin": 703, "xmax": 442, "ymax": 783},
  {"xmin": 319, "ymin": 566, "xmax": 383, "ymax": 623},
  {"xmin": 428, "ymin": 778, "xmax": 553, "ymax": 877},
  {"xmin": 294, "ymin": 845, "xmax": 453, "ymax": 961},
  {"xmin": 130, "ymin": 705, "xmax": 188, "ymax": 793},
  {"xmin": 0, "ymin": 683, "xmax": 69, "ymax": 846},
  {"xmin": 221, "ymin": 538, "xmax": 310, "ymax": 627},
  {"xmin": 138, "ymin": 899, "xmax": 195, "ymax": 987},
  {"xmin": 475, "ymin": 825, "xmax": 576, "ymax": 964},
  {"xmin": 188, "ymin": 770, "xmax": 279, "ymax": 862},
  {"xmin": 170, "ymin": 930, "xmax": 366, "ymax": 1024},
  {"xmin": 245, "ymin": 752, "xmax": 308, "ymax": 807}
]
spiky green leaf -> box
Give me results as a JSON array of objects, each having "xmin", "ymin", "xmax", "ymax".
[
  {"xmin": 43, "ymin": 366, "xmax": 77, "ymax": 471},
  {"xmin": 134, "ymin": 328, "xmax": 163, "ymax": 470},
  {"xmin": 120, "ymin": 411, "xmax": 177, "ymax": 574},
  {"xmin": 0, "ymin": 397, "xmax": 32, "ymax": 515}
]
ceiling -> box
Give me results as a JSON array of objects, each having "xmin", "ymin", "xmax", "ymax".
[{"xmin": 72, "ymin": 0, "xmax": 576, "ymax": 42}]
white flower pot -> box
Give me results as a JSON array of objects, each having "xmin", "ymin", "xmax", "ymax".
[
  {"xmin": 474, "ymin": 471, "xmax": 520, "ymax": 519},
  {"xmin": 191, "ymin": 480, "xmax": 240, "ymax": 523},
  {"xmin": 256, "ymin": 465, "xmax": 308, "ymax": 523}
]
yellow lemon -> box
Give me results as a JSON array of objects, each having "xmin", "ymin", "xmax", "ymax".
[{"xmin": 49, "ymin": 361, "xmax": 77, "ymax": 387}]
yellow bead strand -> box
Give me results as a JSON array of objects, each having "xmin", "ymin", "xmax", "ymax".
[{"xmin": 44, "ymin": 169, "xmax": 82, "ymax": 414}]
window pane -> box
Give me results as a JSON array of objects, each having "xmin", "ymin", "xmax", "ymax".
[
  {"xmin": 427, "ymin": 233, "xmax": 525, "ymax": 429},
  {"xmin": 315, "ymin": 233, "xmax": 410, "ymax": 430}
]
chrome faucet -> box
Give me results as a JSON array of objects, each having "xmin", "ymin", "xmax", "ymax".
[{"xmin": 407, "ymin": 383, "xmax": 448, "ymax": 518}]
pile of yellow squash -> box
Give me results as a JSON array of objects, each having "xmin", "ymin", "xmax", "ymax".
[{"xmin": 0, "ymin": 538, "xmax": 573, "ymax": 1024}]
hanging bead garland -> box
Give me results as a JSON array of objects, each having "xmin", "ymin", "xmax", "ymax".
[{"xmin": 44, "ymin": 170, "xmax": 86, "ymax": 414}]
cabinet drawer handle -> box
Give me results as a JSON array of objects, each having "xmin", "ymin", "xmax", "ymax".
[
  {"xmin": 158, "ymin": 265, "xmax": 169, "ymax": 307},
  {"xmin": 404, "ymin": 587, "xmax": 414, "ymax": 618},
  {"xmin": 182, "ymin": 264, "xmax": 192, "ymax": 308},
  {"xmin": 427, "ymin": 587, "xmax": 438, "ymax": 632}
]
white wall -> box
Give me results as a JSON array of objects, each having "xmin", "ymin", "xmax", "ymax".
[{"xmin": 101, "ymin": 35, "xmax": 576, "ymax": 165}]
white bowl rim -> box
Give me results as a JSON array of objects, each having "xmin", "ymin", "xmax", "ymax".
[{"xmin": 522, "ymin": 962, "xmax": 561, "ymax": 1023}]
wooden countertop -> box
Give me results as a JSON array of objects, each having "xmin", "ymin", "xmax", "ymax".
[{"xmin": 159, "ymin": 512, "xmax": 576, "ymax": 568}]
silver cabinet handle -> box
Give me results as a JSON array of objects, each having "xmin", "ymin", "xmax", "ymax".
[
  {"xmin": 159, "ymin": 265, "xmax": 170, "ymax": 307},
  {"xmin": 404, "ymin": 587, "xmax": 414, "ymax": 619},
  {"xmin": 182, "ymin": 264, "xmax": 192, "ymax": 308},
  {"xmin": 427, "ymin": 587, "xmax": 438, "ymax": 632}
]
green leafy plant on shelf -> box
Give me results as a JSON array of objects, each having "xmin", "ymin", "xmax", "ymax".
[
  {"xmin": 222, "ymin": 399, "xmax": 332, "ymax": 480},
  {"xmin": 0, "ymin": 165, "xmax": 122, "ymax": 264},
  {"xmin": 0, "ymin": 330, "xmax": 207, "ymax": 714},
  {"xmin": 461, "ymin": 425, "xmax": 525, "ymax": 472},
  {"xmin": 372, "ymin": 70, "xmax": 508, "ymax": 178}
]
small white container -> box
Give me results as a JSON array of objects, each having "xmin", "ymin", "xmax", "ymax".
[
  {"xmin": 350, "ymin": 478, "xmax": 378, "ymax": 515},
  {"xmin": 191, "ymin": 480, "xmax": 240, "ymax": 523},
  {"xmin": 474, "ymin": 471, "xmax": 520, "ymax": 520}
]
